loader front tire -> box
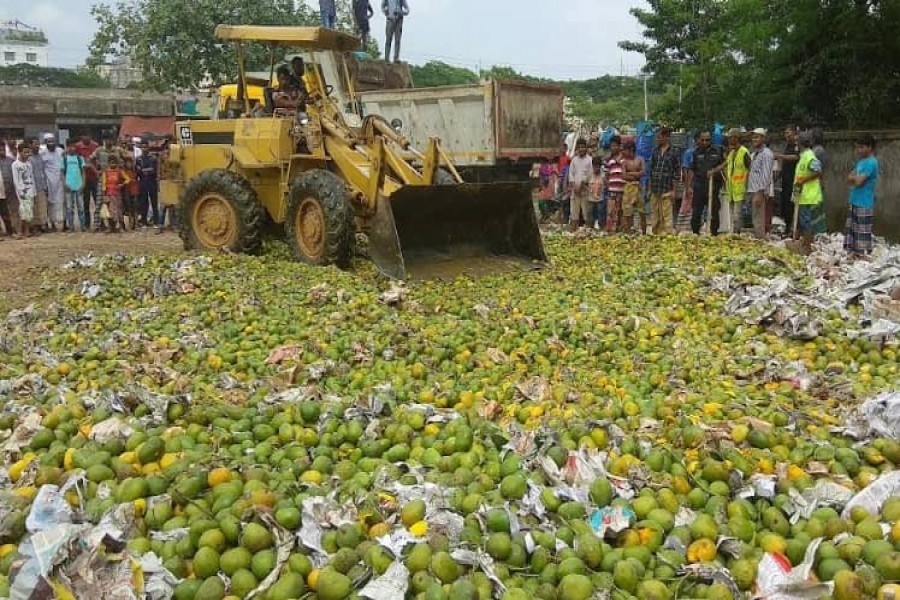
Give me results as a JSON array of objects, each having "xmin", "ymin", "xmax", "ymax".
[
  {"xmin": 286, "ymin": 170, "xmax": 354, "ymax": 268},
  {"xmin": 180, "ymin": 170, "xmax": 263, "ymax": 254}
]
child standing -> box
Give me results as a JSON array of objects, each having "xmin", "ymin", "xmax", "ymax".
[
  {"xmin": 537, "ymin": 157, "xmax": 558, "ymax": 221},
  {"xmin": 11, "ymin": 143, "xmax": 35, "ymax": 239},
  {"xmin": 100, "ymin": 156, "xmax": 124, "ymax": 232},
  {"xmin": 122, "ymin": 157, "xmax": 140, "ymax": 231}
]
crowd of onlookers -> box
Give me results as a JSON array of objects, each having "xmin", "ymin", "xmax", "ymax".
[
  {"xmin": 537, "ymin": 126, "xmax": 880, "ymax": 256},
  {"xmin": 0, "ymin": 134, "xmax": 171, "ymax": 240}
]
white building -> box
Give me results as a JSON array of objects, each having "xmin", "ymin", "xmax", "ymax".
[
  {"xmin": 0, "ymin": 20, "xmax": 48, "ymax": 67},
  {"xmin": 95, "ymin": 58, "xmax": 143, "ymax": 89}
]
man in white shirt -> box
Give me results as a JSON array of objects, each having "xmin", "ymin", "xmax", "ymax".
[
  {"xmin": 41, "ymin": 134, "xmax": 66, "ymax": 231},
  {"xmin": 567, "ymin": 138, "xmax": 593, "ymax": 232}
]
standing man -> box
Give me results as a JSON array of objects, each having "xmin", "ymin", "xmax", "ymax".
[
  {"xmin": 75, "ymin": 134, "xmax": 100, "ymax": 230},
  {"xmin": 353, "ymin": 0, "xmax": 375, "ymax": 50},
  {"xmin": 0, "ymin": 142, "xmax": 17, "ymax": 237},
  {"xmin": 41, "ymin": 134, "xmax": 65, "ymax": 231},
  {"xmin": 621, "ymin": 140, "xmax": 646, "ymax": 234},
  {"xmin": 61, "ymin": 141, "xmax": 87, "ymax": 232},
  {"xmin": 567, "ymin": 138, "xmax": 593, "ymax": 232},
  {"xmin": 689, "ymin": 131, "xmax": 725, "ymax": 235},
  {"xmin": 844, "ymin": 134, "xmax": 879, "ymax": 257},
  {"xmin": 747, "ymin": 128, "xmax": 774, "ymax": 239},
  {"xmin": 723, "ymin": 130, "xmax": 751, "ymax": 233},
  {"xmin": 136, "ymin": 142, "xmax": 160, "ymax": 227},
  {"xmin": 647, "ymin": 127, "xmax": 679, "ymax": 235},
  {"xmin": 774, "ymin": 126, "xmax": 799, "ymax": 235},
  {"xmin": 383, "ymin": 0, "xmax": 410, "ymax": 64},
  {"xmin": 318, "ymin": 0, "xmax": 337, "ymax": 28},
  {"xmin": 28, "ymin": 139, "xmax": 48, "ymax": 233},
  {"xmin": 793, "ymin": 132, "xmax": 825, "ymax": 253}
]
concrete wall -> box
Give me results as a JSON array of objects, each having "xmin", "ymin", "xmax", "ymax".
[
  {"xmin": 819, "ymin": 131, "xmax": 899, "ymax": 242},
  {"xmin": 0, "ymin": 86, "xmax": 174, "ymax": 122}
]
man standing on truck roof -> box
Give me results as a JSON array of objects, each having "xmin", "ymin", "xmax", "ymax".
[
  {"xmin": 319, "ymin": 0, "xmax": 337, "ymax": 29},
  {"xmin": 353, "ymin": 0, "xmax": 375, "ymax": 50},
  {"xmin": 383, "ymin": 0, "xmax": 410, "ymax": 64}
]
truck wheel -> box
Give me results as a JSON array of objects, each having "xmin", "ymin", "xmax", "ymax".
[
  {"xmin": 286, "ymin": 170, "xmax": 354, "ymax": 268},
  {"xmin": 180, "ymin": 169, "xmax": 263, "ymax": 254}
]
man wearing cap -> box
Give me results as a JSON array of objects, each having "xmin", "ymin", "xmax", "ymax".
[
  {"xmin": 747, "ymin": 128, "xmax": 774, "ymax": 239},
  {"xmin": 723, "ymin": 129, "xmax": 751, "ymax": 233},
  {"xmin": 793, "ymin": 131, "xmax": 825, "ymax": 253},
  {"xmin": 40, "ymin": 134, "xmax": 65, "ymax": 232}
]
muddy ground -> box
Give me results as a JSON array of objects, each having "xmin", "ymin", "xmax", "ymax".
[{"xmin": 0, "ymin": 231, "xmax": 182, "ymax": 310}]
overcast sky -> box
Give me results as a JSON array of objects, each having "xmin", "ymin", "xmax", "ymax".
[{"xmin": 2, "ymin": 0, "xmax": 647, "ymax": 80}]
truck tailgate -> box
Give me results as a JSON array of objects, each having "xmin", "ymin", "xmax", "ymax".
[{"xmin": 494, "ymin": 80, "xmax": 563, "ymax": 161}]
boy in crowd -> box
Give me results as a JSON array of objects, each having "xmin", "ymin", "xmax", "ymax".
[
  {"xmin": 621, "ymin": 140, "xmax": 646, "ymax": 234},
  {"xmin": 11, "ymin": 143, "xmax": 35, "ymax": 238},
  {"xmin": 604, "ymin": 136, "xmax": 624, "ymax": 233},
  {"xmin": 844, "ymin": 134, "xmax": 879, "ymax": 257}
]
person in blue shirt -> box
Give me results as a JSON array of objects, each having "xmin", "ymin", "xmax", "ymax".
[{"xmin": 843, "ymin": 134, "xmax": 879, "ymax": 256}]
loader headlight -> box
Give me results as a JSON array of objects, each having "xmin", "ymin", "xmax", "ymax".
[
  {"xmin": 298, "ymin": 112, "xmax": 310, "ymax": 126},
  {"xmin": 390, "ymin": 118, "xmax": 403, "ymax": 133}
]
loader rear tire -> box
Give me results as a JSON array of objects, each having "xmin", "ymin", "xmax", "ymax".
[
  {"xmin": 180, "ymin": 170, "xmax": 263, "ymax": 254},
  {"xmin": 286, "ymin": 170, "xmax": 354, "ymax": 268}
]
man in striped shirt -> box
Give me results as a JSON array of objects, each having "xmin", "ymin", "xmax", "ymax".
[
  {"xmin": 603, "ymin": 136, "xmax": 624, "ymax": 233},
  {"xmin": 747, "ymin": 128, "xmax": 774, "ymax": 239}
]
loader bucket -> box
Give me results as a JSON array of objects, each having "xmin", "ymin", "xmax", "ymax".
[{"xmin": 367, "ymin": 182, "xmax": 546, "ymax": 280}]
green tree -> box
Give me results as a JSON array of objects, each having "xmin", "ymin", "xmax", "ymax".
[
  {"xmin": 409, "ymin": 61, "xmax": 478, "ymax": 87},
  {"xmin": 88, "ymin": 0, "xmax": 319, "ymax": 90},
  {"xmin": 619, "ymin": 0, "xmax": 734, "ymax": 125},
  {"xmin": 0, "ymin": 64, "xmax": 109, "ymax": 88},
  {"xmin": 620, "ymin": 0, "xmax": 900, "ymax": 128}
]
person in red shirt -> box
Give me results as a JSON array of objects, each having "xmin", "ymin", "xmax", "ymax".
[
  {"xmin": 121, "ymin": 156, "xmax": 140, "ymax": 231},
  {"xmin": 100, "ymin": 156, "xmax": 124, "ymax": 232},
  {"xmin": 557, "ymin": 144, "xmax": 571, "ymax": 187},
  {"xmin": 75, "ymin": 135, "xmax": 100, "ymax": 230}
]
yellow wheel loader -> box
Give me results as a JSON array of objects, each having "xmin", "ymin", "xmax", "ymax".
[{"xmin": 160, "ymin": 26, "xmax": 545, "ymax": 279}]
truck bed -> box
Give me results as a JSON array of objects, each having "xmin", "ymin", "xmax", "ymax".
[{"xmin": 359, "ymin": 80, "xmax": 562, "ymax": 169}]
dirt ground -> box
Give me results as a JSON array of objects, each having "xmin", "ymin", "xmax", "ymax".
[{"xmin": 0, "ymin": 230, "xmax": 182, "ymax": 308}]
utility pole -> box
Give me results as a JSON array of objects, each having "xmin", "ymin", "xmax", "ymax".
[{"xmin": 643, "ymin": 75, "xmax": 649, "ymax": 121}]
